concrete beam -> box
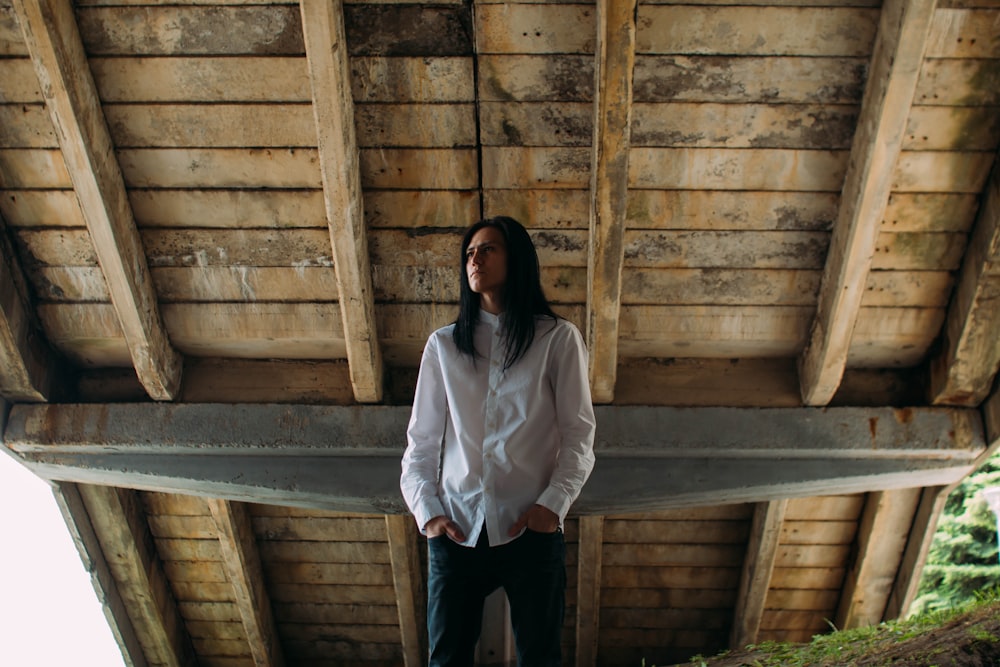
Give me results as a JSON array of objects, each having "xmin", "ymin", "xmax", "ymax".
[{"xmin": 3, "ymin": 404, "xmax": 986, "ymax": 514}]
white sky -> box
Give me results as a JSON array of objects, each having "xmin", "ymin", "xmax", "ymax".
[{"xmin": 0, "ymin": 450, "xmax": 126, "ymax": 666}]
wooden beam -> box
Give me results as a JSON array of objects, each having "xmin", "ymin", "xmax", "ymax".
[
  {"xmin": 78, "ymin": 484, "xmax": 195, "ymax": 667},
  {"xmin": 207, "ymin": 499, "xmax": 285, "ymax": 667},
  {"xmin": 575, "ymin": 515, "xmax": 604, "ymax": 667},
  {"xmin": 798, "ymin": 0, "xmax": 936, "ymax": 406},
  {"xmin": 886, "ymin": 385, "xmax": 1000, "ymax": 618},
  {"xmin": 299, "ymin": 0, "xmax": 383, "ymax": 403},
  {"xmin": 929, "ymin": 155, "xmax": 1000, "ymax": 406},
  {"xmin": 50, "ymin": 481, "xmax": 148, "ymax": 667},
  {"xmin": 4, "ymin": 403, "xmax": 987, "ymax": 515},
  {"xmin": 730, "ymin": 499, "xmax": 787, "ymax": 650},
  {"xmin": 586, "ymin": 0, "xmax": 636, "ymax": 403},
  {"xmin": 385, "ymin": 514, "xmax": 426, "ymax": 667},
  {"xmin": 835, "ymin": 488, "xmax": 922, "ymax": 629},
  {"xmin": 12, "ymin": 0, "xmax": 180, "ymax": 401},
  {"xmin": 0, "ymin": 212, "xmax": 54, "ymax": 401}
]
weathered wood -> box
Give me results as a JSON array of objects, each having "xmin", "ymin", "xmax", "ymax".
[
  {"xmin": 79, "ymin": 484, "xmax": 196, "ymax": 666},
  {"xmin": 0, "ymin": 188, "xmax": 83, "ymax": 226},
  {"xmin": 637, "ymin": 6, "xmax": 877, "ymax": 56},
  {"xmin": 929, "ymin": 157, "xmax": 1000, "ymax": 406},
  {"xmin": 730, "ymin": 499, "xmax": 787, "ymax": 650},
  {"xmin": 384, "ymin": 515, "xmax": 425, "ymax": 667},
  {"xmin": 893, "ymin": 151, "xmax": 994, "ymax": 193},
  {"xmin": 13, "ymin": 0, "xmax": 182, "ymax": 400},
  {"xmin": 835, "ymin": 488, "xmax": 921, "ymax": 629},
  {"xmin": 587, "ymin": 0, "xmax": 635, "ymax": 402},
  {"xmin": 0, "ymin": 211, "xmax": 53, "ymax": 400},
  {"xmin": 926, "ymin": 8, "xmax": 1000, "ymax": 58},
  {"xmin": 208, "ymin": 499, "xmax": 285, "ymax": 667},
  {"xmin": 4, "ymin": 403, "xmax": 987, "ymax": 515},
  {"xmin": 914, "ymin": 58, "xmax": 1000, "ymax": 107},
  {"xmin": 51, "ymin": 482, "xmax": 150, "ymax": 667},
  {"xmin": 119, "ymin": 148, "xmax": 322, "ymax": 188},
  {"xmin": 799, "ymin": 0, "xmax": 937, "ymax": 406},
  {"xmin": 475, "ymin": 4, "xmax": 595, "ymax": 55},
  {"xmin": 575, "ymin": 515, "xmax": 603, "ymax": 667},
  {"xmin": 905, "ymin": 107, "xmax": 1000, "ymax": 151},
  {"xmin": 614, "ymin": 358, "xmax": 802, "ymax": 407}
]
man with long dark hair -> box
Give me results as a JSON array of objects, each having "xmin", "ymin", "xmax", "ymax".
[{"xmin": 401, "ymin": 216, "xmax": 597, "ymax": 666}]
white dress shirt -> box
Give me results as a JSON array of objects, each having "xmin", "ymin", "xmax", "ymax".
[{"xmin": 400, "ymin": 312, "xmax": 597, "ymax": 547}]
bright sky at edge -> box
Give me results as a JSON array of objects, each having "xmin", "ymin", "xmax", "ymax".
[{"xmin": 0, "ymin": 449, "xmax": 126, "ymax": 666}]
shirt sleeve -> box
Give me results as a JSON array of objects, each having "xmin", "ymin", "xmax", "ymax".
[
  {"xmin": 400, "ymin": 334, "xmax": 448, "ymax": 533},
  {"xmin": 536, "ymin": 322, "xmax": 597, "ymax": 521}
]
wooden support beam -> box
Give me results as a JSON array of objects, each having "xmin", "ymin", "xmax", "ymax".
[
  {"xmin": 51, "ymin": 481, "xmax": 148, "ymax": 667},
  {"xmin": 798, "ymin": 0, "xmax": 936, "ymax": 406},
  {"xmin": 930, "ymin": 154, "xmax": 1000, "ymax": 407},
  {"xmin": 4, "ymin": 404, "xmax": 987, "ymax": 515},
  {"xmin": 575, "ymin": 515, "xmax": 604, "ymax": 667},
  {"xmin": 77, "ymin": 484, "xmax": 195, "ymax": 667},
  {"xmin": 586, "ymin": 0, "xmax": 636, "ymax": 403},
  {"xmin": 12, "ymin": 0, "xmax": 181, "ymax": 401},
  {"xmin": 835, "ymin": 488, "xmax": 922, "ymax": 629},
  {"xmin": 207, "ymin": 499, "xmax": 285, "ymax": 667},
  {"xmin": 0, "ymin": 212, "xmax": 54, "ymax": 401},
  {"xmin": 385, "ymin": 514, "xmax": 426, "ymax": 667},
  {"xmin": 886, "ymin": 384, "xmax": 1000, "ymax": 618},
  {"xmin": 299, "ymin": 0, "xmax": 383, "ymax": 403},
  {"xmin": 730, "ymin": 499, "xmax": 787, "ymax": 650}
]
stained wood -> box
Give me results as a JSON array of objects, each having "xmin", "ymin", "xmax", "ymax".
[
  {"xmin": 636, "ymin": 6, "xmax": 877, "ymax": 56},
  {"xmin": 0, "ymin": 188, "xmax": 83, "ymax": 226},
  {"xmin": 587, "ymin": 0, "xmax": 635, "ymax": 402},
  {"xmin": 780, "ymin": 520, "xmax": 857, "ymax": 545},
  {"xmin": 926, "ymin": 8, "xmax": 1000, "ymax": 58},
  {"xmin": 14, "ymin": 0, "xmax": 181, "ymax": 399},
  {"xmin": 603, "ymin": 566, "xmax": 742, "ymax": 589},
  {"xmin": 730, "ymin": 500, "xmax": 787, "ymax": 649},
  {"xmin": 929, "ymin": 161, "xmax": 1000, "ymax": 406},
  {"xmin": 914, "ymin": 58, "xmax": 1000, "ymax": 106},
  {"xmin": 262, "ymin": 562, "xmax": 393, "ymax": 586},
  {"xmin": 603, "ymin": 520, "xmax": 750, "ymax": 544},
  {"xmin": 384, "ymin": 515, "xmax": 425, "ymax": 667},
  {"xmin": 576, "ymin": 515, "xmax": 603, "ymax": 667},
  {"xmin": 475, "ymin": 4, "xmax": 595, "ymax": 55},
  {"xmin": 179, "ymin": 359, "xmax": 356, "ymax": 405},
  {"xmin": 270, "ymin": 586, "xmax": 398, "ymax": 607},
  {"xmin": 208, "ymin": 499, "xmax": 285, "ymax": 667}
]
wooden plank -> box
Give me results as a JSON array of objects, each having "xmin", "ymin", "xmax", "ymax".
[
  {"xmin": 769, "ymin": 567, "xmax": 845, "ymax": 589},
  {"xmin": 360, "ymin": 148, "xmax": 478, "ymax": 190},
  {"xmin": 631, "ymin": 102, "xmax": 857, "ymax": 149},
  {"xmin": 0, "ymin": 189, "xmax": 84, "ymax": 226},
  {"xmin": 365, "ymin": 190, "xmax": 478, "ymax": 228},
  {"xmin": 603, "ymin": 543, "xmax": 744, "ymax": 567},
  {"xmin": 729, "ymin": 499, "xmax": 787, "ymax": 650},
  {"xmin": 13, "ymin": 0, "xmax": 182, "ymax": 400},
  {"xmin": 208, "ymin": 499, "xmax": 285, "ymax": 667},
  {"xmin": 872, "ymin": 231, "xmax": 967, "ymax": 270},
  {"xmin": 271, "ymin": 586, "xmax": 399, "ymax": 607},
  {"xmin": 780, "ymin": 520, "xmax": 857, "ymax": 545},
  {"xmin": 775, "ymin": 544, "xmax": 851, "ymax": 568},
  {"xmin": 893, "ymin": 150, "xmax": 995, "ymax": 193},
  {"xmin": 259, "ymin": 540, "xmax": 389, "ymax": 565},
  {"xmin": 0, "ymin": 149, "xmax": 72, "ymax": 187},
  {"xmin": 179, "ymin": 359, "xmax": 355, "ymax": 405},
  {"xmin": 79, "ymin": 484, "xmax": 196, "ymax": 666},
  {"xmin": 614, "ymin": 358, "xmax": 803, "ymax": 408},
  {"xmin": 784, "ymin": 495, "xmax": 864, "ymax": 521},
  {"xmin": 929, "ymin": 156, "xmax": 1000, "ymax": 406},
  {"xmin": 575, "ymin": 516, "xmax": 603, "ymax": 667},
  {"xmin": 926, "ymin": 8, "xmax": 1000, "ymax": 57},
  {"xmin": 475, "ymin": 3, "xmax": 595, "ymax": 55},
  {"xmin": 633, "ymin": 55, "xmax": 867, "ymax": 104},
  {"xmin": 628, "ymin": 147, "xmax": 848, "ymax": 190},
  {"xmin": 118, "ymin": 148, "xmax": 321, "ymax": 189},
  {"xmin": 914, "ymin": 58, "xmax": 1000, "ymax": 107},
  {"xmin": 130, "ymin": 190, "xmax": 325, "ymax": 229},
  {"xmin": 798, "ymin": 0, "xmax": 937, "ymax": 406},
  {"xmin": 587, "ymin": 0, "xmax": 635, "ymax": 402},
  {"xmin": 89, "ymin": 56, "xmax": 310, "ymax": 103},
  {"xmin": 834, "ymin": 488, "xmax": 921, "ymax": 629},
  {"xmin": 625, "ymin": 231, "xmax": 827, "ymax": 269},
  {"xmin": 904, "ymin": 106, "xmax": 1000, "ymax": 151},
  {"xmin": 385, "ymin": 515, "xmax": 424, "ymax": 667},
  {"xmin": 0, "ymin": 211, "xmax": 54, "ymax": 400},
  {"xmin": 603, "ymin": 519, "xmax": 750, "ymax": 544},
  {"xmin": 637, "ymin": 6, "xmax": 877, "ymax": 56},
  {"xmin": 0, "ymin": 103, "xmax": 56, "ymax": 148},
  {"xmin": 51, "ymin": 482, "xmax": 150, "ymax": 667},
  {"xmin": 626, "ymin": 190, "xmax": 838, "ymax": 231},
  {"xmin": 301, "ymin": 0, "xmax": 380, "ymax": 403},
  {"xmin": 601, "ymin": 588, "xmax": 736, "ymax": 610},
  {"xmin": 76, "ymin": 6, "xmax": 305, "ymax": 56},
  {"xmin": 883, "ymin": 193, "xmax": 979, "ymax": 233},
  {"xmin": 263, "ymin": 562, "xmax": 393, "ymax": 586}
]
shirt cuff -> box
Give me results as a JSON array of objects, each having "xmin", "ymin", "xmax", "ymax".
[
  {"xmin": 536, "ymin": 487, "xmax": 573, "ymax": 523},
  {"xmin": 414, "ymin": 497, "xmax": 447, "ymax": 534}
]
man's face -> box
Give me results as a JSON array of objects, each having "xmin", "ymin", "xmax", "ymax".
[{"xmin": 466, "ymin": 226, "xmax": 508, "ymax": 299}]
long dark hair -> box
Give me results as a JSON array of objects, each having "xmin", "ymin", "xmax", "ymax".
[{"xmin": 453, "ymin": 216, "xmax": 558, "ymax": 369}]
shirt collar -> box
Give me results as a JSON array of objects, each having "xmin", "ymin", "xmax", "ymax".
[{"xmin": 480, "ymin": 310, "xmax": 503, "ymax": 327}]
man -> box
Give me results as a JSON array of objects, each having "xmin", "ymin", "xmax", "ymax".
[{"xmin": 401, "ymin": 216, "xmax": 597, "ymax": 666}]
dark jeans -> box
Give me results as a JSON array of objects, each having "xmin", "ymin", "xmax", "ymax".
[{"xmin": 426, "ymin": 528, "xmax": 566, "ymax": 667}]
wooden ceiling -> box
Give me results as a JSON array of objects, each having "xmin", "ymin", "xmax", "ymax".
[{"xmin": 1, "ymin": 0, "xmax": 1000, "ymax": 665}]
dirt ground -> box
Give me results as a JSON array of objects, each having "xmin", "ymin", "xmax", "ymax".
[{"xmin": 680, "ymin": 599, "xmax": 1000, "ymax": 667}]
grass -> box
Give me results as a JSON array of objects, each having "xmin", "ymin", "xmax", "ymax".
[{"xmin": 654, "ymin": 587, "xmax": 1000, "ymax": 667}]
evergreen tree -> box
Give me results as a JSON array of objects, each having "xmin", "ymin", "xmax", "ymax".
[{"xmin": 910, "ymin": 449, "xmax": 1000, "ymax": 615}]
